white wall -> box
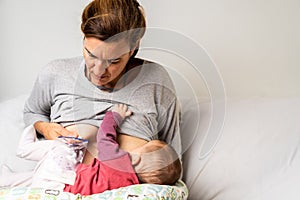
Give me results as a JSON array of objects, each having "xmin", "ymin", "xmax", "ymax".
[
  {"xmin": 139, "ymin": 0, "xmax": 300, "ymax": 99},
  {"xmin": 0, "ymin": 0, "xmax": 90, "ymax": 101},
  {"xmin": 1, "ymin": 0, "xmax": 299, "ymax": 101}
]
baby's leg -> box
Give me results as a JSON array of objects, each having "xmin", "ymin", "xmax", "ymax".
[
  {"xmin": 0, "ymin": 165, "xmax": 33, "ymax": 187},
  {"xmin": 17, "ymin": 125, "xmax": 56, "ymax": 161}
]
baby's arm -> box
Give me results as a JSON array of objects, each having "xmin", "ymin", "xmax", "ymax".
[
  {"xmin": 111, "ymin": 104, "xmax": 132, "ymax": 119},
  {"xmin": 97, "ymin": 104, "xmax": 132, "ymax": 161}
]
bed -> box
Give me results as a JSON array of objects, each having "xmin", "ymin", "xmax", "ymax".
[{"xmin": 1, "ymin": 95, "xmax": 300, "ymax": 199}]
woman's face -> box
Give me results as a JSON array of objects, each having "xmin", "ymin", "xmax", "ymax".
[{"xmin": 83, "ymin": 37, "xmax": 134, "ymax": 88}]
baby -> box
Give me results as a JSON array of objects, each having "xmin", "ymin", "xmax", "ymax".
[
  {"xmin": 0, "ymin": 104, "xmax": 181, "ymax": 196},
  {"xmin": 64, "ymin": 104, "xmax": 182, "ymax": 195}
]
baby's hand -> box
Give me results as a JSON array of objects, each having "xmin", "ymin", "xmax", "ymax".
[{"xmin": 112, "ymin": 104, "xmax": 132, "ymax": 119}]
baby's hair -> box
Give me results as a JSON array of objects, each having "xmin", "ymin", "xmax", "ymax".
[{"xmin": 135, "ymin": 140, "xmax": 182, "ymax": 185}]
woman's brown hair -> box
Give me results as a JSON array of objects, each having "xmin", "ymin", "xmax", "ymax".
[{"xmin": 81, "ymin": 0, "xmax": 146, "ymax": 51}]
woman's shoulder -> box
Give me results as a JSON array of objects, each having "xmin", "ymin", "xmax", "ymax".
[
  {"xmin": 44, "ymin": 56, "xmax": 83, "ymax": 71},
  {"xmin": 39, "ymin": 56, "xmax": 83, "ymax": 76},
  {"xmin": 132, "ymin": 58, "xmax": 175, "ymax": 90},
  {"xmin": 135, "ymin": 58, "xmax": 171, "ymax": 78}
]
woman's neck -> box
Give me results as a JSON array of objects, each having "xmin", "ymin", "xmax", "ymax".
[{"xmin": 98, "ymin": 57, "xmax": 143, "ymax": 92}]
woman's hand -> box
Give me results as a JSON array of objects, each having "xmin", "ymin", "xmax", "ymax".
[{"xmin": 34, "ymin": 121, "xmax": 78, "ymax": 140}]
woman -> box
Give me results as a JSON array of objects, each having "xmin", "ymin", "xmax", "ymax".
[{"xmin": 24, "ymin": 0, "xmax": 181, "ymax": 179}]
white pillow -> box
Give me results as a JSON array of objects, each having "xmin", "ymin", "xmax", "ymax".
[{"xmin": 0, "ymin": 95, "xmax": 37, "ymax": 172}]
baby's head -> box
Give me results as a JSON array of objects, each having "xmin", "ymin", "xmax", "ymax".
[{"xmin": 129, "ymin": 140, "xmax": 181, "ymax": 185}]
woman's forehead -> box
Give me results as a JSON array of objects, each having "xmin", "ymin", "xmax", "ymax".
[{"xmin": 84, "ymin": 37, "xmax": 130, "ymax": 59}]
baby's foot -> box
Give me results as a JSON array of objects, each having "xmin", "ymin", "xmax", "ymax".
[{"xmin": 112, "ymin": 104, "xmax": 132, "ymax": 119}]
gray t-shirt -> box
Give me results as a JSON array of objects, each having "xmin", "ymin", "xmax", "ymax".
[{"xmin": 24, "ymin": 56, "xmax": 181, "ymax": 154}]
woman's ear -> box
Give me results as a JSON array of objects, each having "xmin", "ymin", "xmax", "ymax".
[
  {"xmin": 129, "ymin": 41, "xmax": 140, "ymax": 57},
  {"xmin": 130, "ymin": 153, "xmax": 141, "ymax": 166}
]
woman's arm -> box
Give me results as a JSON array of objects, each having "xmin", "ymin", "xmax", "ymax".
[
  {"xmin": 23, "ymin": 72, "xmax": 52, "ymax": 128},
  {"xmin": 23, "ymin": 64, "xmax": 76, "ymax": 140},
  {"xmin": 34, "ymin": 121, "xmax": 77, "ymax": 140},
  {"xmin": 159, "ymin": 98, "xmax": 182, "ymax": 156}
]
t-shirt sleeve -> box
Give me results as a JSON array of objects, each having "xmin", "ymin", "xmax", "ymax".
[{"xmin": 23, "ymin": 65, "xmax": 54, "ymax": 127}]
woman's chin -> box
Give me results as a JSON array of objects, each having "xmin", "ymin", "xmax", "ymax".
[
  {"xmin": 92, "ymin": 78, "xmax": 107, "ymax": 86},
  {"xmin": 93, "ymin": 81, "xmax": 116, "ymax": 90}
]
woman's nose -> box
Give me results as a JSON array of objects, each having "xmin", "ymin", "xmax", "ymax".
[{"xmin": 93, "ymin": 60, "xmax": 108, "ymax": 75}]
